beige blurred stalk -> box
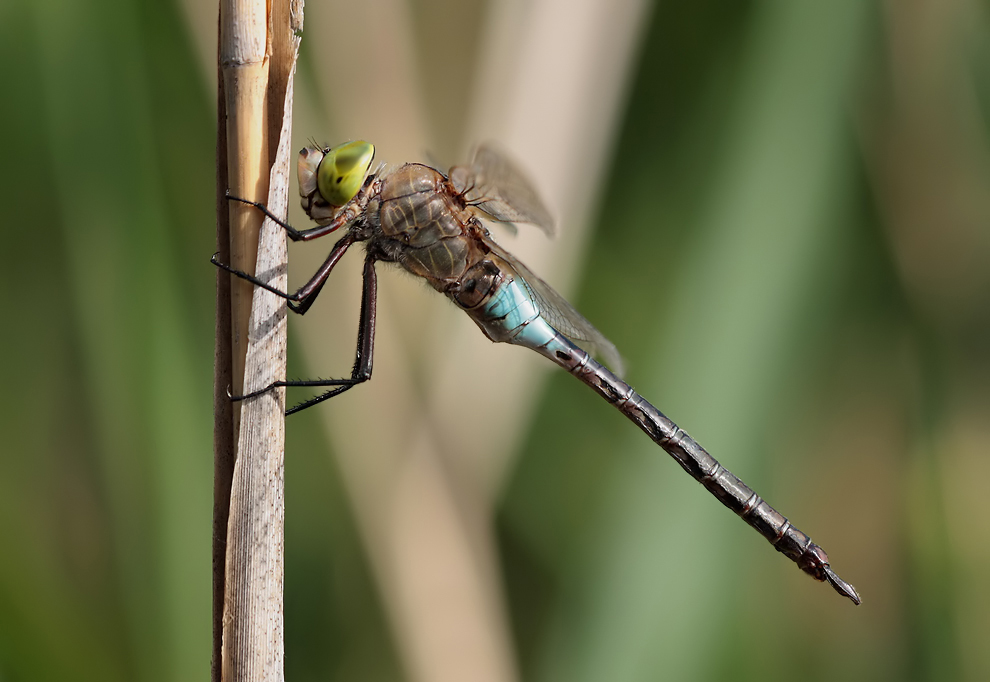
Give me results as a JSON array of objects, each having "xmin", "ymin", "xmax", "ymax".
[{"xmin": 197, "ymin": 1, "xmax": 650, "ymax": 681}]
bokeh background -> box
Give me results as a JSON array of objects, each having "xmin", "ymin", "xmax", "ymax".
[{"xmin": 2, "ymin": 0, "xmax": 989, "ymax": 680}]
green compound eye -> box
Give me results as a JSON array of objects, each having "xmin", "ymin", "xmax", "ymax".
[{"xmin": 316, "ymin": 140, "xmax": 375, "ymax": 207}]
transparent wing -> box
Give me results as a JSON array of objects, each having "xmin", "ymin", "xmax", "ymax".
[
  {"xmin": 449, "ymin": 144, "xmax": 555, "ymax": 236},
  {"xmin": 486, "ymin": 239, "xmax": 624, "ymax": 376}
]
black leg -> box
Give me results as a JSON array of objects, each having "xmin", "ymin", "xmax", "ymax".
[
  {"xmin": 224, "ymin": 193, "xmax": 304, "ymax": 237},
  {"xmin": 226, "ymin": 172, "xmax": 377, "ymax": 242},
  {"xmin": 232, "ymin": 253, "xmax": 379, "ymax": 415},
  {"xmin": 211, "ymin": 232, "xmax": 356, "ymax": 315}
]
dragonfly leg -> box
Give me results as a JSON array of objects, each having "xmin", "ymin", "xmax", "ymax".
[
  {"xmin": 226, "ymin": 173, "xmax": 379, "ymax": 242},
  {"xmin": 224, "ymin": 192, "xmax": 303, "ymax": 237},
  {"xmin": 211, "ymin": 232, "xmax": 357, "ymax": 315},
  {"xmin": 232, "ymin": 253, "xmax": 379, "ymax": 416},
  {"xmin": 282, "ymin": 253, "xmax": 378, "ymax": 415}
]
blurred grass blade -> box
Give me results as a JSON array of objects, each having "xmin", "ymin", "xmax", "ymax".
[{"xmin": 28, "ymin": 0, "xmax": 214, "ymax": 679}]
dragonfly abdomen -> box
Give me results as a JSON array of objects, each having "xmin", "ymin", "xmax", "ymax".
[
  {"xmin": 525, "ymin": 330, "xmax": 861, "ymax": 604},
  {"xmin": 460, "ymin": 259, "xmax": 560, "ymax": 347}
]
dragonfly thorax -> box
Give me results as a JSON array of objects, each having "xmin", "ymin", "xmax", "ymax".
[{"xmin": 375, "ymin": 163, "xmax": 490, "ymax": 292}]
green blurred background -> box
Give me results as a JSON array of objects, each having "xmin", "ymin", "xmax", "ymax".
[{"xmin": 2, "ymin": 0, "xmax": 989, "ymax": 680}]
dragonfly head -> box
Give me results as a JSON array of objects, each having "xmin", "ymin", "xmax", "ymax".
[{"xmin": 298, "ymin": 140, "xmax": 376, "ymax": 209}]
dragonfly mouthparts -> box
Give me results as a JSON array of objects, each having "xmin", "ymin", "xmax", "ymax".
[{"xmin": 823, "ymin": 566, "xmax": 862, "ymax": 605}]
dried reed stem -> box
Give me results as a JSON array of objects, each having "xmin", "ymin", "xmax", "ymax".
[{"xmin": 214, "ymin": 0, "xmax": 303, "ymax": 680}]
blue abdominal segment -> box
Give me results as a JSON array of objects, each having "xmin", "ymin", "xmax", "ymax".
[{"xmin": 473, "ymin": 275, "xmax": 573, "ymax": 359}]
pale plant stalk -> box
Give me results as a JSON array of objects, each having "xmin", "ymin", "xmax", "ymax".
[{"xmin": 215, "ymin": 0, "xmax": 302, "ymax": 680}]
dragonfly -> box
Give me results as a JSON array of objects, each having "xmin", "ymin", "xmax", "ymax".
[{"xmin": 215, "ymin": 140, "xmax": 861, "ymax": 605}]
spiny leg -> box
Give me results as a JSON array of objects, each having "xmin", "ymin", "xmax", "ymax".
[
  {"xmin": 223, "ymin": 252, "xmax": 378, "ymax": 414},
  {"xmin": 226, "ymin": 172, "xmax": 378, "ymax": 242},
  {"xmin": 224, "ymin": 193, "xmax": 302, "ymax": 237},
  {"xmin": 211, "ymin": 232, "xmax": 357, "ymax": 315},
  {"xmin": 282, "ymin": 253, "xmax": 378, "ymax": 415}
]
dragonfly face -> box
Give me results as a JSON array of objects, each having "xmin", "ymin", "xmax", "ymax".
[{"xmin": 297, "ymin": 140, "xmax": 376, "ymax": 225}]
